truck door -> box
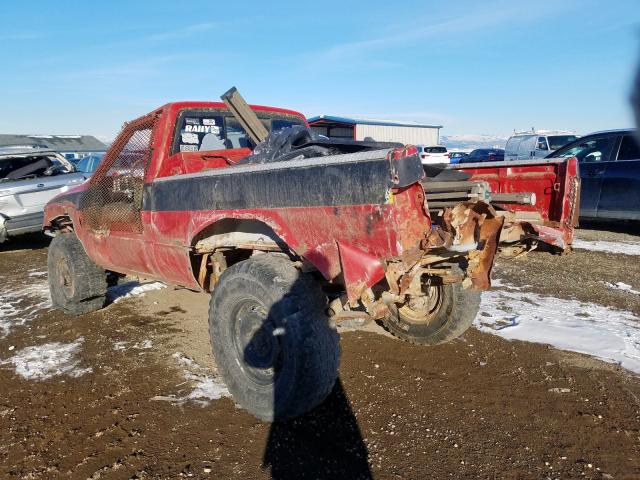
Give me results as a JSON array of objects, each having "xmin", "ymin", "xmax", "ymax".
[
  {"xmin": 535, "ymin": 137, "xmax": 550, "ymax": 159},
  {"xmin": 519, "ymin": 135, "xmax": 535, "ymax": 160},
  {"xmin": 573, "ymin": 135, "xmax": 617, "ymax": 218},
  {"xmin": 598, "ymin": 134, "xmax": 640, "ymax": 220},
  {"xmin": 78, "ymin": 114, "xmax": 158, "ymax": 275}
]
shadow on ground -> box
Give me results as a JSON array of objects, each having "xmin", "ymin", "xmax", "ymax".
[
  {"xmin": 578, "ymin": 219, "xmax": 640, "ymax": 236},
  {"xmin": 0, "ymin": 232, "xmax": 50, "ymax": 252},
  {"xmin": 262, "ymin": 378, "xmax": 372, "ymax": 479}
]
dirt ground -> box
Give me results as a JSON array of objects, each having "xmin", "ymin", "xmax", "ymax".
[{"xmin": 1, "ymin": 228, "xmax": 640, "ymax": 479}]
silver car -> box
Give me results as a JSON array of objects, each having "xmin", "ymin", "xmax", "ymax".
[{"xmin": 0, "ymin": 147, "xmax": 89, "ymax": 243}]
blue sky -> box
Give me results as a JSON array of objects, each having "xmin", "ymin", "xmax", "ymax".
[{"xmin": 1, "ymin": 0, "xmax": 639, "ymax": 140}]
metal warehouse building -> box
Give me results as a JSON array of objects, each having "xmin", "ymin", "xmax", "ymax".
[
  {"xmin": 307, "ymin": 115, "xmax": 442, "ymax": 146},
  {"xmin": 0, "ymin": 134, "xmax": 107, "ymax": 160}
]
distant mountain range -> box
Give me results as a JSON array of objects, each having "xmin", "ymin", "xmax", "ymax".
[{"xmin": 441, "ymin": 134, "xmax": 508, "ymax": 150}]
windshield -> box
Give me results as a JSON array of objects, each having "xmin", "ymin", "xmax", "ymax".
[
  {"xmin": 550, "ymin": 137, "xmax": 614, "ymax": 162},
  {"xmin": 547, "ymin": 135, "xmax": 578, "ymax": 150}
]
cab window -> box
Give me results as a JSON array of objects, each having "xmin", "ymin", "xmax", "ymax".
[
  {"xmin": 173, "ymin": 113, "xmax": 226, "ymax": 154},
  {"xmin": 617, "ymin": 135, "xmax": 640, "ymax": 161},
  {"xmin": 537, "ymin": 137, "xmax": 549, "ymax": 150}
]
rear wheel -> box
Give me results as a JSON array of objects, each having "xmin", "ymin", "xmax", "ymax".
[
  {"xmin": 209, "ymin": 254, "xmax": 340, "ymax": 422},
  {"xmin": 382, "ymin": 283, "xmax": 480, "ymax": 345},
  {"xmin": 47, "ymin": 233, "xmax": 107, "ymax": 315}
]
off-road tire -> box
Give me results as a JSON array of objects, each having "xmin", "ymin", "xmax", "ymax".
[
  {"xmin": 48, "ymin": 233, "xmax": 107, "ymax": 315},
  {"xmin": 209, "ymin": 254, "xmax": 340, "ymax": 422},
  {"xmin": 382, "ymin": 284, "xmax": 480, "ymax": 345}
]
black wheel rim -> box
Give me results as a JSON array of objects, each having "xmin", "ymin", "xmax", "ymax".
[{"xmin": 232, "ymin": 298, "xmax": 281, "ymax": 386}]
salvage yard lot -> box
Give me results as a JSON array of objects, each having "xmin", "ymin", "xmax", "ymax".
[{"xmin": 1, "ymin": 228, "xmax": 640, "ymax": 479}]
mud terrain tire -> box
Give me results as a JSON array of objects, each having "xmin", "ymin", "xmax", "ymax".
[
  {"xmin": 48, "ymin": 233, "xmax": 106, "ymax": 315},
  {"xmin": 209, "ymin": 254, "xmax": 340, "ymax": 422},
  {"xmin": 382, "ymin": 284, "xmax": 480, "ymax": 346}
]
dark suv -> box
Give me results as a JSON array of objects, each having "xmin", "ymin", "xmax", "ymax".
[{"xmin": 547, "ymin": 129, "xmax": 640, "ymax": 221}]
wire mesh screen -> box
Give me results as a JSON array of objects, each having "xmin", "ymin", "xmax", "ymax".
[{"xmin": 79, "ymin": 114, "xmax": 157, "ymax": 233}]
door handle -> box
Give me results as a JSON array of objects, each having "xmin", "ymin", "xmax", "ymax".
[{"xmin": 37, "ymin": 183, "xmax": 45, "ymax": 188}]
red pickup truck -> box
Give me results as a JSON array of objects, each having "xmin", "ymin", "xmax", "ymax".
[{"xmin": 43, "ymin": 100, "xmax": 574, "ymax": 421}]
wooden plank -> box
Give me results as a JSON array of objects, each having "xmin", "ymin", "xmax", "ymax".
[{"xmin": 221, "ymin": 87, "xmax": 269, "ymax": 145}]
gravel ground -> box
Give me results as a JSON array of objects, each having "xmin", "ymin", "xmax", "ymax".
[{"xmin": 0, "ymin": 228, "xmax": 639, "ymax": 479}]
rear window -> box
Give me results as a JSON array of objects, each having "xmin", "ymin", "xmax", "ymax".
[
  {"xmin": 425, "ymin": 146, "xmax": 447, "ymax": 153},
  {"xmin": 171, "ymin": 109, "xmax": 305, "ymax": 155},
  {"xmin": 547, "ymin": 135, "xmax": 578, "ymax": 151}
]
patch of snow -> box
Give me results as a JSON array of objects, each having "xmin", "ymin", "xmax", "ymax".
[
  {"xmin": 0, "ymin": 280, "xmax": 51, "ymax": 338},
  {"xmin": 573, "ymin": 239, "xmax": 640, "ymax": 256},
  {"xmin": 0, "ymin": 338, "xmax": 91, "ymax": 380},
  {"xmin": 27, "ymin": 271, "xmax": 48, "ymax": 277},
  {"xmin": 603, "ymin": 281, "xmax": 640, "ymax": 295},
  {"xmin": 107, "ymin": 281, "xmax": 166, "ymax": 304},
  {"xmin": 112, "ymin": 339, "xmax": 153, "ymax": 351},
  {"xmin": 441, "ymin": 134, "xmax": 507, "ymax": 150},
  {"xmin": 475, "ymin": 283, "xmax": 640, "ymax": 374},
  {"xmin": 134, "ymin": 339, "xmax": 153, "ymax": 349},
  {"xmin": 152, "ymin": 352, "xmax": 229, "ymax": 405}
]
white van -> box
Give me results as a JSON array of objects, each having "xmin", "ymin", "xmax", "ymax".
[{"xmin": 504, "ymin": 130, "xmax": 578, "ymax": 161}]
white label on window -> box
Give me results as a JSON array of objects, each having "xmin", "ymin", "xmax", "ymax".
[
  {"xmin": 181, "ymin": 132, "xmax": 199, "ymax": 144},
  {"xmin": 184, "ymin": 125, "xmax": 220, "ymax": 134}
]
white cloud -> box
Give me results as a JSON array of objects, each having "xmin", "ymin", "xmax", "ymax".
[
  {"xmin": 308, "ymin": 0, "xmax": 579, "ymax": 64},
  {"xmin": 145, "ymin": 22, "xmax": 219, "ymax": 42}
]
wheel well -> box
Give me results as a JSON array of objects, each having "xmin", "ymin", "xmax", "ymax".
[
  {"xmin": 189, "ymin": 218, "xmax": 295, "ymax": 291},
  {"xmin": 46, "ymin": 215, "xmax": 74, "ymax": 234}
]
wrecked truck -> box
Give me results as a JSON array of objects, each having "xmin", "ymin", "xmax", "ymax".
[{"xmin": 42, "ymin": 92, "xmax": 573, "ymax": 421}]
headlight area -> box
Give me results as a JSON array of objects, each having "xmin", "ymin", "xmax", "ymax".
[{"xmin": 0, "ymin": 215, "xmax": 7, "ymax": 243}]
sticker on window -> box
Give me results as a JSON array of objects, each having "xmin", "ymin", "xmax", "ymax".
[
  {"xmin": 184, "ymin": 125, "xmax": 220, "ymax": 134},
  {"xmin": 181, "ymin": 132, "xmax": 199, "ymax": 144},
  {"xmin": 176, "ymin": 114, "xmax": 225, "ymax": 153}
]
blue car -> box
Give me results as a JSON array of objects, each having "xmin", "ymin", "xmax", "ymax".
[
  {"xmin": 459, "ymin": 148, "xmax": 505, "ymax": 163},
  {"xmin": 546, "ymin": 129, "xmax": 640, "ymax": 221},
  {"xmin": 74, "ymin": 153, "xmax": 104, "ymax": 176}
]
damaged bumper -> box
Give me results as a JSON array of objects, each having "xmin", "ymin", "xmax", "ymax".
[{"xmin": 334, "ymin": 201, "xmax": 503, "ymax": 322}]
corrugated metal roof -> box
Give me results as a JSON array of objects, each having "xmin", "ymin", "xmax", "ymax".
[
  {"xmin": 0, "ymin": 134, "xmax": 107, "ymax": 152},
  {"xmin": 307, "ymin": 115, "xmax": 442, "ymax": 129}
]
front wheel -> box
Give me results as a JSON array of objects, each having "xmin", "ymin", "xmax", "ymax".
[
  {"xmin": 382, "ymin": 283, "xmax": 480, "ymax": 345},
  {"xmin": 47, "ymin": 233, "xmax": 107, "ymax": 315},
  {"xmin": 208, "ymin": 254, "xmax": 340, "ymax": 422}
]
